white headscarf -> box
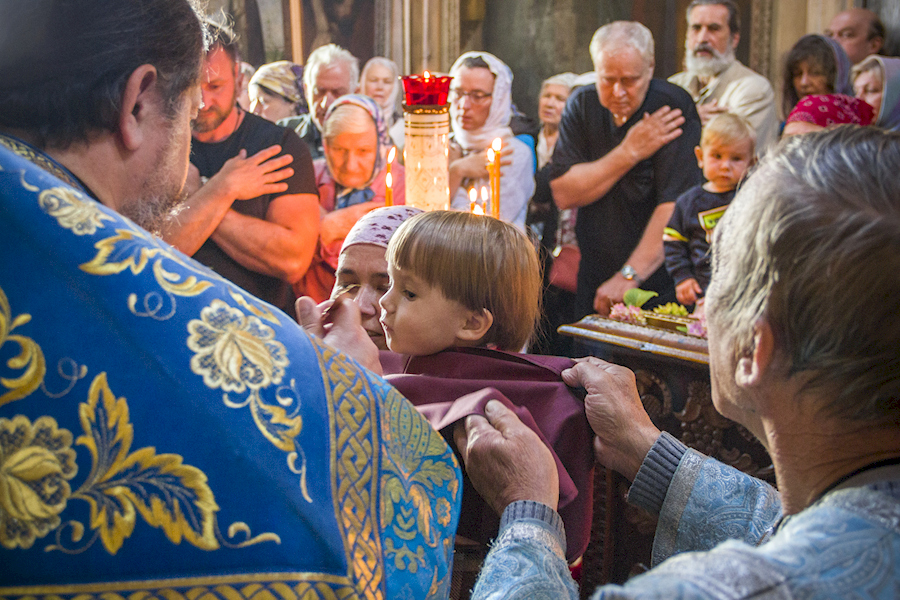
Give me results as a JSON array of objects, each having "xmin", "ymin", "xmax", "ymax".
[{"xmin": 449, "ymin": 51, "xmax": 514, "ymax": 152}]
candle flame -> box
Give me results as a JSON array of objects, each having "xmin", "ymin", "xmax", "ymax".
[
  {"xmin": 388, "ymin": 146, "xmax": 396, "ymax": 163},
  {"xmin": 492, "ymin": 137, "xmax": 502, "ymax": 152},
  {"xmin": 481, "ymin": 186, "xmax": 489, "ymax": 201},
  {"xmin": 487, "ymin": 148, "xmax": 494, "ymax": 162},
  {"xmin": 424, "ymin": 70, "xmax": 431, "ymax": 79},
  {"xmin": 473, "ymin": 203, "xmax": 485, "ymax": 216},
  {"xmin": 386, "ymin": 172, "xmax": 392, "ymax": 188},
  {"xmin": 469, "ymin": 187, "xmax": 477, "ymax": 202}
]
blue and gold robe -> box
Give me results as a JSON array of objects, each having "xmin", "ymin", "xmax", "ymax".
[{"xmin": 0, "ymin": 134, "xmax": 461, "ymax": 600}]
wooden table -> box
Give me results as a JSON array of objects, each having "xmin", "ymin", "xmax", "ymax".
[{"xmin": 560, "ymin": 316, "xmax": 774, "ymax": 595}]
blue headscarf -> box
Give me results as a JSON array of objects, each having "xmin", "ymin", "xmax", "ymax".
[{"xmin": 323, "ymin": 94, "xmax": 393, "ymax": 209}]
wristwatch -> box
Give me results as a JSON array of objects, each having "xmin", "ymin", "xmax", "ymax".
[{"xmin": 620, "ymin": 264, "xmax": 640, "ymax": 283}]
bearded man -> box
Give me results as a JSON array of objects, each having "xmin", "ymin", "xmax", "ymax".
[
  {"xmin": 162, "ymin": 23, "xmax": 320, "ymax": 314},
  {"xmin": 669, "ymin": 0, "xmax": 777, "ymax": 152}
]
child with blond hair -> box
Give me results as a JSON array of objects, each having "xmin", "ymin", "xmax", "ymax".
[
  {"xmin": 380, "ymin": 210, "xmax": 542, "ymax": 354},
  {"xmin": 664, "ymin": 113, "xmax": 755, "ymax": 307},
  {"xmin": 376, "ymin": 210, "xmax": 595, "ymax": 564}
]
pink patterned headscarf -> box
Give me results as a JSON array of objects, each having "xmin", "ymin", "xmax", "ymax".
[
  {"xmin": 786, "ymin": 94, "xmax": 875, "ymax": 127},
  {"xmin": 341, "ymin": 206, "xmax": 423, "ymax": 252}
]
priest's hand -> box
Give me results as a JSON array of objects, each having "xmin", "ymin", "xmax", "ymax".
[
  {"xmin": 295, "ymin": 295, "xmax": 383, "ymax": 375},
  {"xmin": 562, "ymin": 357, "xmax": 660, "ymax": 481},
  {"xmin": 454, "ymin": 400, "xmax": 559, "ymax": 515}
]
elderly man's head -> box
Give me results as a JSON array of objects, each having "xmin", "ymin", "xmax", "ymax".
[
  {"xmin": 304, "ymin": 44, "xmax": 359, "ymax": 131},
  {"xmin": 590, "ymin": 22, "xmax": 655, "ymax": 126},
  {"xmin": 684, "ymin": 0, "xmax": 740, "ymax": 79},
  {"xmin": 825, "ymin": 8, "xmax": 885, "ymax": 65},
  {"xmin": 706, "ymin": 126, "xmax": 900, "ymax": 431},
  {"xmin": 0, "ymin": 0, "xmax": 205, "ymax": 232}
]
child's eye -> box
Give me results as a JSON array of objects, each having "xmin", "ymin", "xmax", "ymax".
[{"xmin": 402, "ymin": 289, "xmax": 417, "ymax": 300}]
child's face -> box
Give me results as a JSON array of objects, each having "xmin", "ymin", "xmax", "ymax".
[
  {"xmin": 696, "ymin": 138, "xmax": 753, "ymax": 193},
  {"xmin": 379, "ymin": 263, "xmax": 474, "ymax": 356}
]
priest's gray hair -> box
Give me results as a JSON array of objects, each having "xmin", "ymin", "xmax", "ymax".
[
  {"xmin": 708, "ymin": 126, "xmax": 900, "ymax": 425},
  {"xmin": 589, "ymin": 21, "xmax": 654, "ymax": 68}
]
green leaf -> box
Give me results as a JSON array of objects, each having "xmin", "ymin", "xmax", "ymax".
[{"xmin": 623, "ymin": 288, "xmax": 658, "ymax": 308}]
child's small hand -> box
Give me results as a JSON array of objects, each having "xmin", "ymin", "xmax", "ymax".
[{"xmin": 676, "ymin": 278, "xmax": 703, "ymax": 306}]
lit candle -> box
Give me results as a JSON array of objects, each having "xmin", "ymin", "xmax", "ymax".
[
  {"xmin": 481, "ymin": 185, "xmax": 489, "ymax": 215},
  {"xmin": 489, "ymin": 137, "xmax": 502, "ymax": 219},
  {"xmin": 469, "ymin": 187, "xmax": 477, "ymax": 213},
  {"xmin": 385, "ymin": 147, "xmax": 396, "ymax": 206}
]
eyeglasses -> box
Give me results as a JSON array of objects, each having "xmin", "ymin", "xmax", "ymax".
[{"xmin": 449, "ymin": 88, "xmax": 492, "ymax": 103}]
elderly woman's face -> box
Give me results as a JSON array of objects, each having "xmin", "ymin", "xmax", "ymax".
[
  {"xmin": 854, "ymin": 69, "xmax": 883, "ymax": 117},
  {"xmin": 363, "ymin": 63, "xmax": 395, "ymax": 110},
  {"xmin": 538, "ymin": 83, "xmax": 569, "ymax": 128},
  {"xmin": 324, "ymin": 112, "xmax": 378, "ymax": 189},
  {"xmin": 332, "ymin": 243, "xmax": 391, "ymax": 350}
]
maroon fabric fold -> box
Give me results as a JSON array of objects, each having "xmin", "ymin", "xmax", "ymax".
[{"xmin": 381, "ymin": 347, "xmax": 595, "ymax": 561}]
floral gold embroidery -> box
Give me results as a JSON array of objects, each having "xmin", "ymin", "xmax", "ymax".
[
  {"xmin": 0, "ymin": 285, "xmax": 46, "ymax": 409},
  {"xmin": 0, "ymin": 415, "xmax": 77, "ymax": 549},
  {"xmin": 381, "ymin": 391, "xmax": 459, "ymax": 573},
  {"xmin": 0, "ymin": 372, "xmax": 280, "ymax": 555},
  {"xmin": 72, "ymin": 372, "xmax": 220, "ymax": 553},
  {"xmin": 39, "ymin": 187, "xmax": 114, "ymax": 235},
  {"xmin": 187, "ymin": 300, "xmax": 302, "ymax": 459},
  {"xmin": 188, "ymin": 300, "xmax": 288, "ymax": 394}
]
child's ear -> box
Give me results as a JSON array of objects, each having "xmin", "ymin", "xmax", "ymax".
[
  {"xmin": 456, "ymin": 309, "xmax": 494, "ymax": 344},
  {"xmin": 694, "ymin": 145, "xmax": 703, "ymax": 169}
]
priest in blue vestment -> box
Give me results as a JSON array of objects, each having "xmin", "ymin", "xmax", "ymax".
[{"xmin": 0, "ymin": 2, "xmax": 461, "ymax": 599}]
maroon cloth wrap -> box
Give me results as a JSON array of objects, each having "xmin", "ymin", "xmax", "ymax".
[{"xmin": 381, "ymin": 347, "xmax": 595, "ymax": 561}]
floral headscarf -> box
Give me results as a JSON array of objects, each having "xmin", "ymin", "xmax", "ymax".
[
  {"xmin": 249, "ymin": 61, "xmax": 307, "ymax": 113},
  {"xmin": 449, "ymin": 51, "xmax": 515, "ymax": 152},
  {"xmin": 341, "ymin": 206, "xmax": 423, "ymax": 253},
  {"xmin": 323, "ymin": 94, "xmax": 393, "ymax": 207},
  {"xmin": 786, "ymin": 94, "xmax": 874, "ymax": 127}
]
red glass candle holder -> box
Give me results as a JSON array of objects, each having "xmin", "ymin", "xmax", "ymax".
[{"xmin": 401, "ymin": 74, "xmax": 452, "ymax": 106}]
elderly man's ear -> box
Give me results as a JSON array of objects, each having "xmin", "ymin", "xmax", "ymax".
[
  {"xmin": 118, "ymin": 64, "xmax": 160, "ymax": 151},
  {"xmin": 735, "ymin": 319, "xmax": 776, "ymax": 388}
]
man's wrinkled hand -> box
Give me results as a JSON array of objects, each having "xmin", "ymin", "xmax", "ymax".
[
  {"xmin": 593, "ymin": 273, "xmax": 638, "ymax": 312},
  {"xmin": 562, "ymin": 357, "xmax": 660, "ymax": 481},
  {"xmin": 622, "ymin": 106, "xmax": 685, "ymax": 163},
  {"xmin": 454, "ymin": 400, "xmax": 559, "ymax": 515}
]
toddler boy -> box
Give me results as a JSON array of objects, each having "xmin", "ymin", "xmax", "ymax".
[{"xmin": 664, "ymin": 113, "xmax": 755, "ymax": 307}]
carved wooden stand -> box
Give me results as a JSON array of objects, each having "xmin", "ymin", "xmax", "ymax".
[{"xmin": 560, "ymin": 316, "xmax": 774, "ymax": 596}]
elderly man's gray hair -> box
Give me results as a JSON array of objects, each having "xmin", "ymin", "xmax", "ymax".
[
  {"xmin": 303, "ymin": 43, "xmax": 359, "ymax": 104},
  {"xmin": 589, "ymin": 21, "xmax": 655, "ymax": 67},
  {"xmin": 709, "ymin": 126, "xmax": 900, "ymax": 426}
]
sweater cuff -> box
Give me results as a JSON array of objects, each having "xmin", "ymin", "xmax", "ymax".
[
  {"xmin": 499, "ymin": 500, "xmax": 566, "ymax": 550},
  {"xmin": 626, "ymin": 432, "xmax": 689, "ymax": 515}
]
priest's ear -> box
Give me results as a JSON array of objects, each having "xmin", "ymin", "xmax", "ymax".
[
  {"xmin": 118, "ymin": 64, "xmax": 160, "ymax": 151},
  {"xmin": 456, "ymin": 309, "xmax": 494, "ymax": 345}
]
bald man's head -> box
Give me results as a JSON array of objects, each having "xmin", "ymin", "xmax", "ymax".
[{"xmin": 825, "ymin": 8, "xmax": 884, "ymax": 64}]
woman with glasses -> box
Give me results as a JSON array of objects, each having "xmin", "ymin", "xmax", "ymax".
[{"xmin": 447, "ymin": 52, "xmax": 535, "ymax": 230}]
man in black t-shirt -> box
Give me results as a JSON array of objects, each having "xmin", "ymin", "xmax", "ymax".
[
  {"xmin": 550, "ymin": 21, "xmax": 702, "ymax": 319},
  {"xmin": 161, "ymin": 24, "xmax": 319, "ymax": 314}
]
